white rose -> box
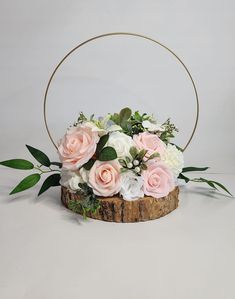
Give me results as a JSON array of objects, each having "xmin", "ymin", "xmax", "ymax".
[
  {"xmin": 106, "ymin": 131, "xmax": 134, "ymax": 159},
  {"xmin": 120, "ymin": 171, "xmax": 144, "ymax": 201},
  {"xmin": 161, "ymin": 144, "xmax": 184, "ymax": 177},
  {"xmin": 60, "ymin": 168, "xmax": 84, "ymax": 192}
]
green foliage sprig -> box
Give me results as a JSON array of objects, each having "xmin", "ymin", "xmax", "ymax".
[
  {"xmin": 110, "ymin": 107, "xmax": 152, "ymax": 136},
  {"xmin": 0, "ymin": 145, "xmax": 61, "ymax": 196},
  {"xmin": 159, "ymin": 119, "xmax": 178, "ymax": 144},
  {"xmin": 119, "ymin": 146, "xmax": 159, "ymax": 174},
  {"xmin": 178, "ymin": 167, "xmax": 232, "ymax": 196},
  {"xmin": 67, "ymin": 183, "xmax": 100, "ymax": 219}
]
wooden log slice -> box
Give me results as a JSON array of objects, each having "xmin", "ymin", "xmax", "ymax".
[{"xmin": 61, "ymin": 186, "xmax": 179, "ymax": 223}]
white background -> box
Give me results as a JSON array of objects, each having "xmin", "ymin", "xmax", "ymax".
[{"xmin": 0, "ymin": 1, "xmax": 235, "ymax": 299}]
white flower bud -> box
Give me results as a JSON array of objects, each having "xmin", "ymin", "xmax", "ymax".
[
  {"xmin": 133, "ymin": 159, "xmax": 139, "ymax": 166},
  {"xmin": 134, "ymin": 167, "xmax": 141, "ymax": 173},
  {"xmin": 127, "ymin": 162, "xmax": 133, "ymax": 169}
]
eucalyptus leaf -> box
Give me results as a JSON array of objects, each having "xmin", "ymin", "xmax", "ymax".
[
  {"xmin": 119, "ymin": 107, "xmax": 132, "ymax": 127},
  {"xmin": 98, "ymin": 146, "xmax": 117, "ymax": 161},
  {"xmin": 10, "ymin": 173, "xmax": 41, "ymax": 195},
  {"xmin": 0, "ymin": 159, "xmax": 34, "ymax": 170},
  {"xmin": 109, "ymin": 113, "xmax": 121, "ymax": 126},
  {"xmin": 38, "ymin": 173, "xmax": 61, "ymax": 196},
  {"xmin": 26, "ymin": 145, "xmax": 51, "ymax": 167}
]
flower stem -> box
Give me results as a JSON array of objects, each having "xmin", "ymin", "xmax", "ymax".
[{"xmin": 34, "ymin": 166, "xmax": 61, "ymax": 175}]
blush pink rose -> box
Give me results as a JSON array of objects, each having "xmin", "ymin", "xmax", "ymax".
[
  {"xmin": 142, "ymin": 161, "xmax": 175, "ymax": 198},
  {"xmin": 88, "ymin": 160, "xmax": 121, "ymax": 197},
  {"xmin": 133, "ymin": 132, "xmax": 166, "ymax": 159},
  {"xmin": 58, "ymin": 125, "xmax": 99, "ymax": 170}
]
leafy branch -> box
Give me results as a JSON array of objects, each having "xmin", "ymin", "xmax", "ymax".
[
  {"xmin": 119, "ymin": 146, "xmax": 159, "ymax": 174},
  {"xmin": 0, "ymin": 145, "xmax": 62, "ymax": 196},
  {"xmin": 178, "ymin": 167, "xmax": 232, "ymax": 196},
  {"xmin": 159, "ymin": 119, "xmax": 178, "ymax": 144}
]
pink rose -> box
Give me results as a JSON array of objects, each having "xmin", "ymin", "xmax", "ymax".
[
  {"xmin": 142, "ymin": 161, "xmax": 175, "ymax": 198},
  {"xmin": 133, "ymin": 132, "xmax": 166, "ymax": 159},
  {"xmin": 88, "ymin": 160, "xmax": 121, "ymax": 197},
  {"xmin": 58, "ymin": 125, "xmax": 99, "ymax": 170}
]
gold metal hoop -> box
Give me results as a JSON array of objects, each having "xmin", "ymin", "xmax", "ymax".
[{"xmin": 43, "ymin": 32, "xmax": 199, "ymax": 151}]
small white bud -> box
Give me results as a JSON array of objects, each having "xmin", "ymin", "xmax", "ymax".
[
  {"xmin": 134, "ymin": 167, "xmax": 141, "ymax": 173},
  {"xmin": 127, "ymin": 162, "xmax": 133, "ymax": 169},
  {"xmin": 133, "ymin": 160, "xmax": 139, "ymax": 166}
]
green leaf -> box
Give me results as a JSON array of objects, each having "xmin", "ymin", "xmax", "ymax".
[
  {"xmin": 83, "ymin": 159, "xmax": 95, "ymax": 170},
  {"xmin": 26, "ymin": 145, "xmax": 51, "ymax": 167},
  {"xmin": 137, "ymin": 149, "xmax": 147, "ymax": 160},
  {"xmin": 0, "ymin": 159, "xmax": 34, "ymax": 170},
  {"xmin": 170, "ymin": 143, "xmax": 183, "ymax": 152},
  {"xmin": 148, "ymin": 152, "xmax": 160, "ymax": 160},
  {"xmin": 129, "ymin": 146, "xmax": 138, "ymax": 158},
  {"xmin": 133, "ymin": 111, "xmax": 142, "ymax": 121},
  {"xmin": 208, "ymin": 180, "xmax": 233, "ymax": 196},
  {"xmin": 110, "ymin": 113, "xmax": 120, "ymax": 125},
  {"xmin": 96, "ymin": 134, "xmax": 109, "ymax": 155},
  {"xmin": 186, "ymin": 177, "xmax": 232, "ymax": 196},
  {"xmin": 118, "ymin": 159, "xmax": 127, "ymax": 167},
  {"xmin": 182, "ymin": 167, "xmax": 209, "ymax": 173},
  {"xmin": 98, "ymin": 146, "xmax": 117, "ymax": 161},
  {"xmin": 178, "ymin": 173, "xmax": 190, "ymax": 183},
  {"xmin": 140, "ymin": 163, "xmax": 147, "ymax": 170},
  {"xmin": 38, "ymin": 173, "xmax": 61, "ymax": 196},
  {"xmin": 119, "ymin": 107, "xmax": 132, "ymax": 127},
  {"xmin": 50, "ymin": 162, "xmax": 62, "ymax": 168},
  {"xmin": 10, "ymin": 173, "xmax": 41, "ymax": 195}
]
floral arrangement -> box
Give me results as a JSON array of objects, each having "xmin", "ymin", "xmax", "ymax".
[{"xmin": 0, "ymin": 107, "xmax": 231, "ymax": 218}]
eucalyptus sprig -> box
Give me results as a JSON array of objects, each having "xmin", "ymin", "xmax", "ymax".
[
  {"xmin": 0, "ymin": 145, "xmax": 62, "ymax": 196},
  {"xmin": 110, "ymin": 107, "xmax": 153, "ymax": 136}
]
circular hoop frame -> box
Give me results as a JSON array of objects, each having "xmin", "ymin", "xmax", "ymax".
[{"xmin": 43, "ymin": 32, "xmax": 199, "ymax": 151}]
